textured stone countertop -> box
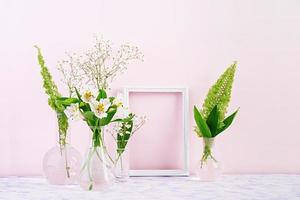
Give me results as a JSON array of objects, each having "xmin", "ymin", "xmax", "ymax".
[{"xmin": 0, "ymin": 175, "xmax": 300, "ymax": 200}]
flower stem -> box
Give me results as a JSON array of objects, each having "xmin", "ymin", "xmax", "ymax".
[
  {"xmin": 64, "ymin": 146, "xmax": 71, "ymax": 178},
  {"xmin": 200, "ymin": 144, "xmax": 217, "ymax": 168}
]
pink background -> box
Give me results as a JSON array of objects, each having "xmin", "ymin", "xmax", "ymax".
[{"xmin": 1, "ymin": 0, "xmax": 300, "ymax": 176}]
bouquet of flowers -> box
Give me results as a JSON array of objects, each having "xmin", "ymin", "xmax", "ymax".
[{"xmin": 36, "ymin": 36, "xmax": 145, "ymax": 190}]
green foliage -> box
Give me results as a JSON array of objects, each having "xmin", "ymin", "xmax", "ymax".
[
  {"xmin": 99, "ymin": 105, "xmax": 117, "ymax": 126},
  {"xmin": 194, "ymin": 106, "xmax": 211, "ymax": 138},
  {"xmin": 206, "ymin": 105, "xmax": 219, "ymax": 137},
  {"xmin": 34, "ymin": 46, "xmax": 61, "ymax": 110},
  {"xmin": 56, "ymin": 97, "xmax": 80, "ymax": 107},
  {"xmin": 58, "ymin": 89, "xmax": 119, "ymax": 147},
  {"xmin": 202, "ymin": 62, "xmax": 237, "ymax": 127},
  {"xmin": 96, "ymin": 89, "xmax": 107, "ymax": 100},
  {"xmin": 216, "ymin": 108, "xmax": 239, "ymax": 136},
  {"xmin": 57, "ymin": 112, "xmax": 69, "ymax": 146},
  {"xmin": 194, "ymin": 62, "xmax": 239, "ymax": 138},
  {"xmin": 35, "ymin": 46, "xmax": 69, "ymax": 146},
  {"xmin": 116, "ymin": 114, "xmax": 134, "ymax": 155}
]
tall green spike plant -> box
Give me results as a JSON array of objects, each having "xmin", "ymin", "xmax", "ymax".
[
  {"xmin": 194, "ymin": 62, "xmax": 239, "ymax": 167},
  {"xmin": 34, "ymin": 46, "xmax": 69, "ymax": 148}
]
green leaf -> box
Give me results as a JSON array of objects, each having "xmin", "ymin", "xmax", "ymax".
[
  {"xmin": 111, "ymin": 119, "xmax": 123, "ymax": 122},
  {"xmin": 99, "ymin": 105, "xmax": 117, "ymax": 126},
  {"xmin": 75, "ymin": 87, "xmax": 82, "ymax": 101},
  {"xmin": 96, "ymin": 89, "xmax": 107, "ymax": 100},
  {"xmin": 216, "ymin": 108, "xmax": 239, "ymax": 136},
  {"xmin": 56, "ymin": 97, "xmax": 69, "ymax": 101},
  {"xmin": 194, "ymin": 106, "xmax": 212, "ymax": 138},
  {"xmin": 56, "ymin": 98, "xmax": 79, "ymax": 106},
  {"xmin": 79, "ymin": 102, "xmax": 91, "ymax": 112},
  {"xmin": 83, "ymin": 111, "xmax": 97, "ymax": 125},
  {"xmin": 83, "ymin": 111, "xmax": 95, "ymax": 120},
  {"xmin": 206, "ymin": 105, "xmax": 219, "ymax": 137}
]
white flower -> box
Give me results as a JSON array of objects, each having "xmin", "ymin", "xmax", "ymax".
[
  {"xmin": 90, "ymin": 98, "xmax": 111, "ymax": 119},
  {"xmin": 113, "ymin": 93, "xmax": 124, "ymax": 107},
  {"xmin": 82, "ymin": 90, "xmax": 95, "ymax": 103},
  {"xmin": 125, "ymin": 124, "xmax": 131, "ymax": 129},
  {"xmin": 115, "ymin": 106, "xmax": 130, "ymax": 119},
  {"xmin": 64, "ymin": 103, "xmax": 81, "ymax": 121}
]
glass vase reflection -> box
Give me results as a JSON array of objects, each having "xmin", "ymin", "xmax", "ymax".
[
  {"xmin": 43, "ymin": 144, "xmax": 82, "ymax": 185},
  {"xmin": 114, "ymin": 143, "xmax": 130, "ymax": 182},
  {"xmin": 79, "ymin": 127, "xmax": 114, "ymax": 191},
  {"xmin": 195, "ymin": 138, "xmax": 222, "ymax": 181}
]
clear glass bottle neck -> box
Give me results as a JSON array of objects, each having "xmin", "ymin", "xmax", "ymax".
[
  {"xmin": 203, "ymin": 137, "xmax": 215, "ymax": 149},
  {"xmin": 88, "ymin": 126, "xmax": 105, "ymax": 148}
]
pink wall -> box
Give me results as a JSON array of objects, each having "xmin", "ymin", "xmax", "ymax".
[{"xmin": 1, "ymin": 0, "xmax": 300, "ymax": 176}]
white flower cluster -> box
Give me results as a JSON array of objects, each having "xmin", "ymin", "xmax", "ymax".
[
  {"xmin": 64, "ymin": 91, "xmax": 129, "ymax": 121},
  {"xmin": 107, "ymin": 114, "xmax": 146, "ymax": 139},
  {"xmin": 58, "ymin": 36, "xmax": 143, "ymax": 95}
]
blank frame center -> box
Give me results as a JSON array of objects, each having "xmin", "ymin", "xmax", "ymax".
[{"xmin": 124, "ymin": 88, "xmax": 189, "ymax": 175}]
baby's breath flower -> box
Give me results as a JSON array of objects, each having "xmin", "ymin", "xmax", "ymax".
[{"xmin": 58, "ymin": 35, "xmax": 143, "ymax": 93}]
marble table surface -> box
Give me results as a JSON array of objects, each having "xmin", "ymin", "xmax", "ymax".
[{"xmin": 0, "ymin": 175, "xmax": 300, "ymax": 200}]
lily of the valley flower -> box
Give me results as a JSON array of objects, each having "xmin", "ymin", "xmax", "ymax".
[
  {"xmin": 64, "ymin": 103, "xmax": 81, "ymax": 120},
  {"xmin": 125, "ymin": 124, "xmax": 131, "ymax": 129},
  {"xmin": 90, "ymin": 99, "xmax": 111, "ymax": 119},
  {"xmin": 82, "ymin": 90, "xmax": 94, "ymax": 103}
]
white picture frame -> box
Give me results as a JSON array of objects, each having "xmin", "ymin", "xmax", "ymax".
[{"xmin": 123, "ymin": 87, "xmax": 189, "ymax": 177}]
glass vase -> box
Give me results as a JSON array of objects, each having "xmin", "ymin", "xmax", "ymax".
[
  {"xmin": 114, "ymin": 143, "xmax": 130, "ymax": 182},
  {"xmin": 195, "ymin": 138, "xmax": 222, "ymax": 181},
  {"xmin": 79, "ymin": 127, "xmax": 114, "ymax": 191},
  {"xmin": 43, "ymin": 143, "xmax": 82, "ymax": 185}
]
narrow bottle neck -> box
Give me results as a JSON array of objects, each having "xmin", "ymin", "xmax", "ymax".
[
  {"xmin": 58, "ymin": 130, "xmax": 71, "ymax": 147},
  {"xmin": 89, "ymin": 126, "xmax": 105, "ymax": 148},
  {"xmin": 203, "ymin": 137, "xmax": 215, "ymax": 149},
  {"xmin": 56, "ymin": 112, "xmax": 72, "ymax": 148}
]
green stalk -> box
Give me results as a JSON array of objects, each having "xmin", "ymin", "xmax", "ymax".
[
  {"xmin": 64, "ymin": 147, "xmax": 71, "ymax": 178},
  {"xmin": 200, "ymin": 138, "xmax": 217, "ymax": 168}
]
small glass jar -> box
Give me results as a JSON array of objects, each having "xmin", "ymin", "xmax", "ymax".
[
  {"xmin": 195, "ymin": 138, "xmax": 222, "ymax": 181},
  {"xmin": 114, "ymin": 143, "xmax": 130, "ymax": 182}
]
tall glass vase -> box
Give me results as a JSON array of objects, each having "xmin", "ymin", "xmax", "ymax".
[
  {"xmin": 114, "ymin": 143, "xmax": 130, "ymax": 182},
  {"xmin": 43, "ymin": 126, "xmax": 82, "ymax": 185},
  {"xmin": 79, "ymin": 127, "xmax": 114, "ymax": 191},
  {"xmin": 195, "ymin": 138, "xmax": 222, "ymax": 181}
]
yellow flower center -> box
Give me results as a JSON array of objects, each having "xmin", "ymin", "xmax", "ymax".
[
  {"xmin": 84, "ymin": 92, "xmax": 93, "ymax": 101},
  {"xmin": 96, "ymin": 103, "xmax": 105, "ymax": 113}
]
